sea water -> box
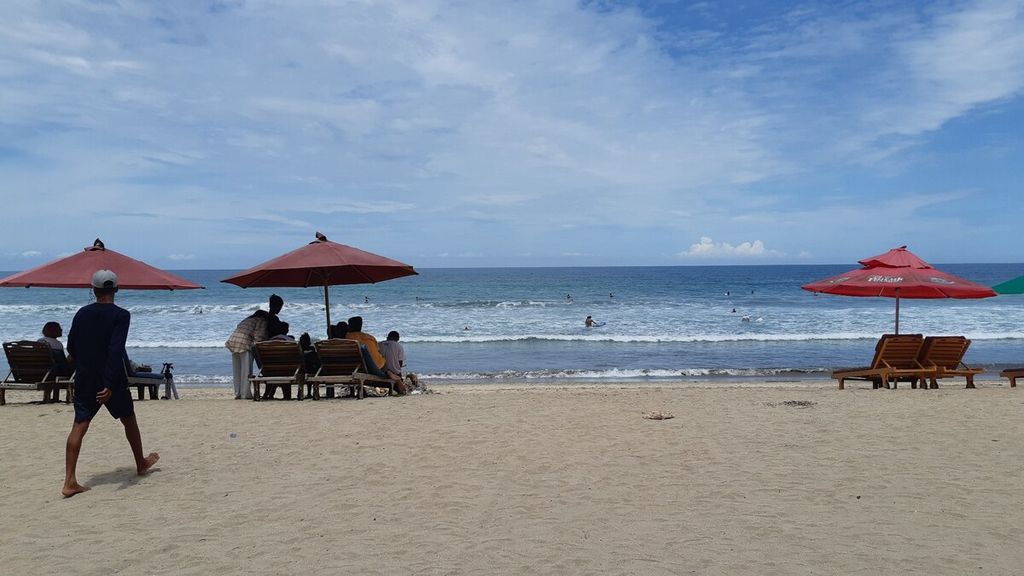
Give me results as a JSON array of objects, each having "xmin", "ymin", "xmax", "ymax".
[{"xmin": 1, "ymin": 265, "xmax": 1023, "ymax": 386}]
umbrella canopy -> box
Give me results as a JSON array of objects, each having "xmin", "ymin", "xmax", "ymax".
[
  {"xmin": 993, "ymin": 275, "xmax": 1024, "ymax": 295},
  {"xmin": 0, "ymin": 239, "xmax": 202, "ymax": 290},
  {"xmin": 801, "ymin": 246, "xmax": 996, "ymax": 333},
  {"xmin": 221, "ymin": 232, "xmax": 417, "ymax": 336}
]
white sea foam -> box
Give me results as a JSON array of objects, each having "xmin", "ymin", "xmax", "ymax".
[
  {"xmin": 399, "ymin": 332, "xmax": 1024, "ymax": 344},
  {"xmin": 4, "ymin": 265, "xmax": 1024, "ymax": 378},
  {"xmin": 420, "ymin": 367, "xmax": 831, "ymax": 381},
  {"xmin": 54, "ymin": 330, "xmax": 1024, "ymax": 348}
]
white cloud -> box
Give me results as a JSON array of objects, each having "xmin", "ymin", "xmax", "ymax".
[
  {"xmin": 0, "ymin": 1, "xmax": 1020, "ymax": 267},
  {"xmin": 21, "ymin": 250, "xmax": 42, "ymax": 258},
  {"xmin": 167, "ymin": 253, "xmax": 195, "ymax": 261},
  {"xmin": 889, "ymin": 1, "xmax": 1024, "ymax": 136},
  {"xmin": 679, "ymin": 237, "xmax": 782, "ymax": 258}
]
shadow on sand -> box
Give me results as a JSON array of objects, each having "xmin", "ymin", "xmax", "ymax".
[{"xmin": 83, "ymin": 466, "xmax": 160, "ymax": 491}]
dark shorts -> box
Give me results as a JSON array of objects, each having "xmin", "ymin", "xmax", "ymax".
[{"xmin": 74, "ymin": 386, "xmax": 135, "ymax": 423}]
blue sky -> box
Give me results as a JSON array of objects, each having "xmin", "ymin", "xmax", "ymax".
[{"xmin": 1, "ymin": 0, "xmax": 1022, "ymax": 269}]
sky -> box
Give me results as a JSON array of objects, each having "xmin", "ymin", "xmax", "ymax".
[{"xmin": 1, "ymin": 0, "xmax": 1023, "ymax": 270}]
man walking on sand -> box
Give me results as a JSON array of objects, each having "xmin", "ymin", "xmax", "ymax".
[{"xmin": 62, "ymin": 270, "xmax": 158, "ymax": 497}]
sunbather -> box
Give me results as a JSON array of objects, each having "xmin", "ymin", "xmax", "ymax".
[
  {"xmin": 345, "ymin": 316, "xmax": 386, "ymax": 372},
  {"xmin": 378, "ymin": 331, "xmax": 413, "ymax": 395},
  {"xmin": 334, "ymin": 322, "xmax": 402, "ymax": 388},
  {"xmin": 38, "ymin": 321, "xmax": 73, "ymax": 402},
  {"xmin": 262, "ymin": 322, "xmax": 295, "ymax": 399}
]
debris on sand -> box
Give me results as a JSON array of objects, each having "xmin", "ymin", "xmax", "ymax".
[
  {"xmin": 766, "ymin": 400, "xmax": 816, "ymax": 408},
  {"xmin": 642, "ymin": 411, "xmax": 675, "ymax": 420}
]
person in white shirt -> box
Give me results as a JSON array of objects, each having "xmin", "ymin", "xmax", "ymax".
[{"xmin": 378, "ymin": 331, "xmax": 418, "ymax": 395}]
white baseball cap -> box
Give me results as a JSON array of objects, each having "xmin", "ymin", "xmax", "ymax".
[{"xmin": 91, "ymin": 269, "xmax": 119, "ymax": 289}]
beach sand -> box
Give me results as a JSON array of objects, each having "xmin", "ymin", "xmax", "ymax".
[{"xmin": 1, "ymin": 382, "xmax": 1022, "ymax": 575}]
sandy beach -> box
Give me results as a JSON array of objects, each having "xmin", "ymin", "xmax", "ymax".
[{"xmin": 1, "ymin": 381, "xmax": 1022, "ymax": 575}]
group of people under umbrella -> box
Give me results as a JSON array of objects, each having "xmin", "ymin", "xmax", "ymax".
[
  {"xmin": 3, "ymin": 237, "xmax": 1024, "ymax": 396},
  {"xmin": 0, "ymin": 233, "xmax": 418, "ymax": 401}
]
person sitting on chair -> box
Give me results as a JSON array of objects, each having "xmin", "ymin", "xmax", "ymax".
[
  {"xmin": 298, "ymin": 332, "xmax": 320, "ymax": 397},
  {"xmin": 345, "ymin": 316, "xmax": 386, "ymax": 373},
  {"xmin": 124, "ymin": 354, "xmax": 164, "ymax": 400},
  {"xmin": 262, "ymin": 323, "xmax": 295, "ymax": 400},
  {"xmin": 38, "ymin": 321, "xmax": 73, "ymax": 402},
  {"xmin": 333, "ymin": 322, "xmax": 402, "ymax": 389},
  {"xmin": 378, "ymin": 331, "xmax": 414, "ymax": 395}
]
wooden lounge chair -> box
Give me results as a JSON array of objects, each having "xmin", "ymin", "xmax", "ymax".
[
  {"xmin": 1, "ymin": 340, "xmax": 74, "ymax": 406},
  {"xmin": 917, "ymin": 336, "xmax": 984, "ymax": 389},
  {"xmin": 832, "ymin": 334, "xmax": 931, "ymax": 390},
  {"xmin": 122, "ymin": 356, "xmax": 164, "ymax": 400},
  {"xmin": 250, "ymin": 340, "xmax": 306, "ymax": 401},
  {"xmin": 999, "ymin": 369, "xmax": 1023, "ymax": 388},
  {"xmin": 309, "ymin": 339, "xmax": 393, "ymax": 400}
]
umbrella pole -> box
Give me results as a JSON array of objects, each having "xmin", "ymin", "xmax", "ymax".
[
  {"xmin": 895, "ymin": 290, "xmax": 900, "ymax": 335},
  {"xmin": 324, "ymin": 281, "xmax": 332, "ymax": 339}
]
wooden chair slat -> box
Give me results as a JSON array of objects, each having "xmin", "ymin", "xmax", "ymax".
[
  {"xmin": 2, "ymin": 340, "xmax": 74, "ymax": 406},
  {"xmin": 249, "ymin": 341, "xmax": 306, "ymax": 401}
]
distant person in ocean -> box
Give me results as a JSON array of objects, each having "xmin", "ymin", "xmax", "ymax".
[
  {"xmin": 39, "ymin": 321, "xmax": 73, "ymax": 401},
  {"xmin": 378, "ymin": 331, "xmax": 415, "ymax": 395},
  {"xmin": 225, "ymin": 294, "xmax": 283, "ymax": 400},
  {"xmin": 62, "ymin": 270, "xmax": 159, "ymax": 498},
  {"xmin": 585, "ymin": 315, "xmax": 595, "ymax": 327}
]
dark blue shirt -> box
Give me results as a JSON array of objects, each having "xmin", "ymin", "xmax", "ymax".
[{"xmin": 67, "ymin": 302, "xmax": 130, "ymax": 393}]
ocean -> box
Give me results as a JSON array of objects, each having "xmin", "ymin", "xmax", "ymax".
[{"xmin": 2, "ymin": 265, "xmax": 1023, "ymax": 386}]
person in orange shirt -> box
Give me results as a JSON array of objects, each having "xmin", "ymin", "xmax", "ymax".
[{"xmin": 345, "ymin": 316, "xmax": 385, "ymax": 371}]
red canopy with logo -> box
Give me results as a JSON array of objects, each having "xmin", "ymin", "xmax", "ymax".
[
  {"xmin": 0, "ymin": 239, "xmax": 202, "ymax": 290},
  {"xmin": 801, "ymin": 246, "xmax": 995, "ymax": 333}
]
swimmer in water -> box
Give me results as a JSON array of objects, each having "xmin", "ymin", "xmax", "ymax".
[
  {"xmin": 741, "ymin": 315, "xmax": 751, "ymax": 322},
  {"xmin": 585, "ymin": 315, "xmax": 595, "ymax": 327}
]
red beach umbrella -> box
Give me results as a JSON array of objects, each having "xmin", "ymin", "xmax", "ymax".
[
  {"xmin": 801, "ymin": 246, "xmax": 995, "ymax": 333},
  {"xmin": 221, "ymin": 232, "xmax": 417, "ymax": 336},
  {"xmin": 0, "ymin": 239, "xmax": 202, "ymax": 290}
]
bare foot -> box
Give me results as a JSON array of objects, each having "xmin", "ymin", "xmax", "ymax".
[
  {"xmin": 62, "ymin": 483, "xmax": 90, "ymax": 498},
  {"xmin": 137, "ymin": 452, "xmax": 160, "ymax": 475}
]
